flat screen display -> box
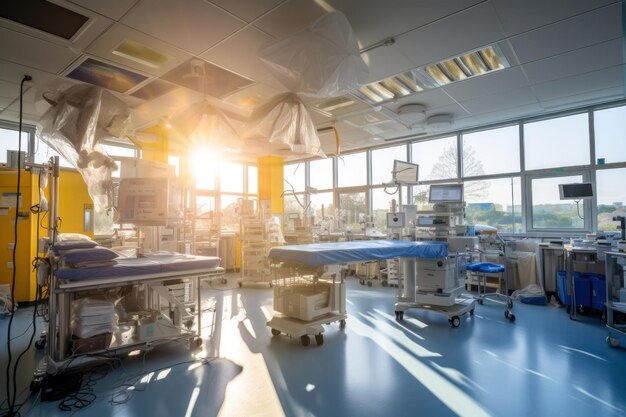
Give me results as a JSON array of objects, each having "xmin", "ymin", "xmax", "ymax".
[
  {"xmin": 393, "ymin": 160, "xmax": 419, "ymax": 184},
  {"xmin": 559, "ymin": 182, "xmax": 594, "ymax": 200},
  {"xmin": 429, "ymin": 184, "xmax": 464, "ymax": 203}
]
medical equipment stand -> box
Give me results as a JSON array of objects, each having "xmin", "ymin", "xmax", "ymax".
[
  {"xmin": 267, "ymin": 264, "xmax": 347, "ymax": 346},
  {"xmin": 604, "ymin": 251, "xmax": 626, "ymax": 348}
]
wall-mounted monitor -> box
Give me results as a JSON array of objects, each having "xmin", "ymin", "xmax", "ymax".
[
  {"xmin": 393, "ymin": 160, "xmax": 419, "ymax": 184},
  {"xmin": 559, "ymin": 182, "xmax": 594, "ymax": 200},
  {"xmin": 429, "ymin": 184, "xmax": 464, "ymax": 203}
]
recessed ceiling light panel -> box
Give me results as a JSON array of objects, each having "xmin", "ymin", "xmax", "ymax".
[
  {"xmin": 112, "ymin": 40, "xmax": 171, "ymax": 69},
  {"xmin": 66, "ymin": 58, "xmax": 148, "ymax": 93},
  {"xmin": 0, "ymin": 0, "xmax": 88, "ymax": 40}
]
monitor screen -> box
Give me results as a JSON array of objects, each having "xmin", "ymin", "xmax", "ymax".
[
  {"xmin": 429, "ymin": 184, "xmax": 464, "ymax": 203},
  {"xmin": 559, "ymin": 182, "xmax": 594, "ymax": 200},
  {"xmin": 393, "ymin": 160, "xmax": 419, "ymax": 184}
]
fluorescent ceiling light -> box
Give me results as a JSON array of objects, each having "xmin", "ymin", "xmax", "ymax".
[
  {"xmin": 112, "ymin": 40, "xmax": 171, "ymax": 69},
  {"xmin": 357, "ymin": 44, "xmax": 508, "ymax": 103},
  {"xmin": 313, "ymin": 96, "xmax": 355, "ymax": 112}
]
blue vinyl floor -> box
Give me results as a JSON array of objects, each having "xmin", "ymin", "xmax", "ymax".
[{"xmin": 2, "ymin": 275, "xmax": 625, "ymax": 417}]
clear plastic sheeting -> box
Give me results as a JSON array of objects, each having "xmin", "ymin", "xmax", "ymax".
[
  {"xmin": 246, "ymin": 93, "xmax": 325, "ymax": 157},
  {"xmin": 37, "ymin": 85, "xmax": 131, "ymax": 211},
  {"xmin": 257, "ymin": 11, "xmax": 368, "ymax": 98},
  {"xmin": 169, "ymin": 100, "xmax": 243, "ymax": 151}
]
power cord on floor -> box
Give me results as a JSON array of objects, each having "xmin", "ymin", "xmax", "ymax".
[{"xmin": 3, "ymin": 74, "xmax": 32, "ymax": 417}]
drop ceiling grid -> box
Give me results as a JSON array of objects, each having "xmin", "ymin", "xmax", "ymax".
[
  {"xmin": 491, "ymin": 0, "xmax": 619, "ymax": 37},
  {"xmin": 520, "ymin": 38, "xmax": 623, "ymax": 85},
  {"xmin": 394, "ymin": 1, "xmax": 507, "ymax": 70},
  {"xmin": 85, "ymin": 23, "xmax": 194, "ymax": 77},
  {"xmin": 508, "ymin": 3, "xmax": 622, "ymax": 64},
  {"xmin": 121, "ymin": 0, "xmax": 247, "ymax": 55},
  {"xmin": 67, "ymin": 0, "xmax": 140, "ymax": 21}
]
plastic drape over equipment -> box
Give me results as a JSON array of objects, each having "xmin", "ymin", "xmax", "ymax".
[
  {"xmin": 246, "ymin": 93, "xmax": 325, "ymax": 157},
  {"xmin": 37, "ymin": 85, "xmax": 131, "ymax": 211},
  {"xmin": 257, "ymin": 11, "xmax": 369, "ymax": 98},
  {"xmin": 169, "ymin": 101, "xmax": 243, "ymax": 151}
]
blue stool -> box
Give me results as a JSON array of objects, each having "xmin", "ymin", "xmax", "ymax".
[{"xmin": 466, "ymin": 262, "xmax": 515, "ymax": 322}]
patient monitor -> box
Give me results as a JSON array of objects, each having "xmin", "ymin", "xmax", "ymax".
[{"xmin": 117, "ymin": 177, "xmax": 169, "ymax": 226}]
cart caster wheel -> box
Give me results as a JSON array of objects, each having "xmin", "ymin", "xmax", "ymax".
[
  {"xmin": 315, "ymin": 334, "xmax": 324, "ymax": 346},
  {"xmin": 271, "ymin": 328, "xmax": 281, "ymax": 336},
  {"xmin": 469, "ymin": 309, "xmax": 475, "ymax": 316},
  {"xmin": 359, "ymin": 279, "xmax": 364, "ymax": 285},
  {"xmin": 382, "ymin": 280, "xmax": 388, "ymax": 287},
  {"xmin": 29, "ymin": 379, "xmax": 41, "ymax": 393},
  {"xmin": 192, "ymin": 337, "xmax": 203, "ymax": 349},
  {"xmin": 504, "ymin": 310, "xmax": 516, "ymax": 322},
  {"xmin": 301, "ymin": 335, "xmax": 311, "ymax": 346},
  {"xmin": 477, "ymin": 298, "xmax": 483, "ymax": 305},
  {"xmin": 34, "ymin": 338, "xmax": 46, "ymax": 350},
  {"xmin": 367, "ymin": 281, "xmax": 372, "ymax": 287},
  {"xmin": 449, "ymin": 316, "xmax": 461, "ymax": 328},
  {"xmin": 506, "ymin": 299, "xmax": 513, "ymax": 309},
  {"xmin": 394, "ymin": 311, "xmax": 404, "ymax": 321},
  {"xmin": 221, "ymin": 278, "xmax": 228, "ymax": 284},
  {"xmin": 238, "ymin": 282, "xmax": 243, "ymax": 288},
  {"xmin": 339, "ymin": 319, "xmax": 346, "ymax": 329},
  {"xmin": 607, "ymin": 336, "xmax": 620, "ymax": 348}
]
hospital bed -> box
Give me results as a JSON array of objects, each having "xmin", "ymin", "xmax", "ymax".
[
  {"xmin": 266, "ymin": 240, "xmax": 449, "ymax": 345},
  {"xmin": 36, "ymin": 250, "xmax": 225, "ymax": 377}
]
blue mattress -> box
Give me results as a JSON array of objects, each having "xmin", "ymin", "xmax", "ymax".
[
  {"xmin": 268, "ymin": 240, "xmax": 448, "ymax": 267},
  {"xmin": 56, "ymin": 254, "xmax": 221, "ymax": 281}
]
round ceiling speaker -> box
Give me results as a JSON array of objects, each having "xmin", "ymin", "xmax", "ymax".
[
  {"xmin": 426, "ymin": 114, "xmax": 453, "ymax": 129},
  {"xmin": 396, "ymin": 103, "xmax": 427, "ymax": 123}
]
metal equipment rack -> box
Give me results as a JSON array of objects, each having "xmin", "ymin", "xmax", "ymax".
[
  {"xmin": 604, "ymin": 251, "xmax": 626, "ymax": 348},
  {"xmin": 267, "ymin": 263, "xmax": 347, "ymax": 346}
]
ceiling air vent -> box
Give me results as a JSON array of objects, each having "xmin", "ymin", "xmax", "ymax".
[{"xmin": 0, "ymin": 0, "xmax": 89, "ymax": 40}]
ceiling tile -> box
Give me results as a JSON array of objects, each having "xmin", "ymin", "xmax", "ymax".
[
  {"xmin": 162, "ymin": 58, "xmax": 253, "ymax": 98},
  {"xmin": 509, "ymin": 3, "xmax": 622, "ymax": 64},
  {"xmin": 442, "ymin": 67, "xmax": 529, "ymax": 102},
  {"xmin": 383, "ymin": 89, "xmax": 458, "ymax": 113},
  {"xmin": 531, "ymin": 65, "xmax": 624, "ymax": 102},
  {"xmin": 0, "ymin": 80, "xmax": 19, "ymax": 99},
  {"xmin": 209, "ymin": 0, "xmax": 285, "ymax": 23},
  {"xmin": 395, "ymin": 2, "xmax": 506, "ymax": 69},
  {"xmin": 492, "ymin": 0, "xmax": 618, "ymax": 37},
  {"xmin": 539, "ymin": 86, "xmax": 624, "ymax": 111},
  {"xmin": 67, "ymin": 0, "xmax": 139, "ymax": 20},
  {"xmin": 460, "ymin": 87, "xmax": 540, "ymax": 115},
  {"xmin": 86, "ymin": 23, "xmax": 192, "ymax": 76},
  {"xmin": 253, "ymin": 0, "xmax": 327, "ymax": 38},
  {"xmin": 361, "ymin": 45, "xmax": 416, "ymax": 83},
  {"xmin": 522, "ymin": 39, "xmax": 622, "ymax": 85},
  {"xmin": 222, "ymin": 82, "xmax": 284, "ymax": 113},
  {"xmin": 0, "ymin": 27, "xmax": 80, "ymax": 73},
  {"xmin": 200, "ymin": 26, "xmax": 282, "ymax": 87},
  {"xmin": 329, "ymin": 0, "xmax": 484, "ymax": 49},
  {"xmin": 122, "ymin": 0, "xmax": 245, "ymax": 55}
]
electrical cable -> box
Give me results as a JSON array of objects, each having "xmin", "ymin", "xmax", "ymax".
[{"xmin": 4, "ymin": 74, "xmax": 31, "ymax": 417}]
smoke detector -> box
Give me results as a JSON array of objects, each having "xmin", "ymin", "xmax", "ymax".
[
  {"xmin": 396, "ymin": 103, "xmax": 426, "ymax": 124},
  {"xmin": 426, "ymin": 114, "xmax": 453, "ymax": 129}
]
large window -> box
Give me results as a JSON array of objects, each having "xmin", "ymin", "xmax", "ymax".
[
  {"xmin": 284, "ymin": 162, "xmax": 305, "ymax": 192},
  {"xmin": 0, "ymin": 127, "xmax": 29, "ymax": 164},
  {"xmin": 411, "ymin": 136, "xmax": 457, "ymax": 180},
  {"xmin": 594, "ymin": 105, "xmax": 626, "ymax": 164},
  {"xmin": 371, "ymin": 145, "xmax": 406, "ymax": 185},
  {"xmin": 524, "ymin": 113, "xmax": 589, "ymax": 170},
  {"xmin": 530, "ymin": 175, "xmax": 585, "ymax": 229},
  {"xmin": 220, "ymin": 163, "xmax": 244, "ymax": 193},
  {"xmin": 309, "ymin": 158, "xmax": 333, "ymax": 190},
  {"xmin": 371, "ymin": 187, "xmax": 397, "ymax": 230},
  {"xmin": 596, "ymin": 168, "xmax": 626, "ymax": 231},
  {"xmin": 465, "ymin": 177, "xmax": 522, "ymax": 232},
  {"xmin": 248, "ymin": 166, "xmax": 258, "ymax": 195},
  {"xmin": 337, "ymin": 152, "xmax": 366, "ymax": 187},
  {"xmin": 338, "ymin": 191, "xmax": 366, "ymax": 231},
  {"xmin": 310, "ymin": 192, "xmax": 334, "ymax": 221},
  {"xmin": 462, "ymin": 126, "xmax": 519, "ymax": 176}
]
